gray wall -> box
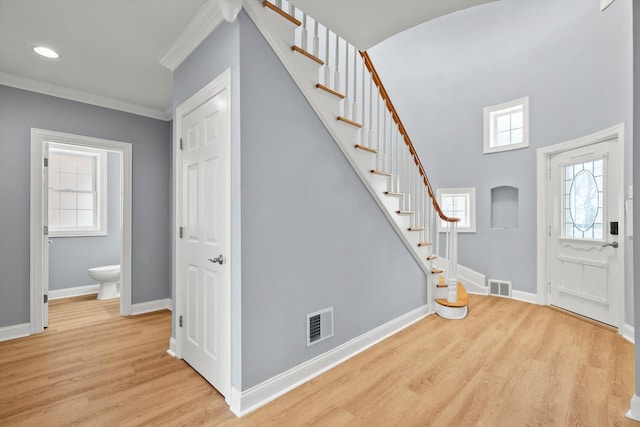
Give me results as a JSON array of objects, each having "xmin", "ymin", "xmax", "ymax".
[
  {"xmin": 0, "ymin": 85, "xmax": 172, "ymax": 327},
  {"xmin": 173, "ymin": 12, "xmax": 428, "ymax": 391},
  {"xmin": 238, "ymin": 12, "xmax": 427, "ymax": 389},
  {"xmin": 370, "ymin": 0, "xmax": 633, "ymax": 318},
  {"xmin": 49, "ymin": 151, "xmax": 121, "ymax": 290}
]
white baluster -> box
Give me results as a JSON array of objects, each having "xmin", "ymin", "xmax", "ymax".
[
  {"xmin": 334, "ymin": 36, "xmax": 340, "ymax": 93},
  {"xmin": 351, "ymin": 48, "xmax": 359, "ymax": 122},
  {"xmin": 396, "ymin": 130, "xmax": 401, "ymax": 194},
  {"xmin": 343, "ymin": 44, "xmax": 351, "ymax": 119},
  {"xmin": 275, "ymin": 0, "xmax": 282, "ymax": 9},
  {"xmin": 300, "ymin": 13, "xmax": 308, "ymax": 51},
  {"xmin": 312, "ymin": 19, "xmax": 319, "ymax": 57},
  {"xmin": 323, "ymin": 28, "xmax": 331, "ymax": 86}
]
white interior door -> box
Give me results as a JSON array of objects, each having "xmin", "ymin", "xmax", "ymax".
[
  {"xmin": 180, "ymin": 90, "xmax": 231, "ymax": 397},
  {"xmin": 548, "ymin": 138, "xmax": 623, "ymax": 326}
]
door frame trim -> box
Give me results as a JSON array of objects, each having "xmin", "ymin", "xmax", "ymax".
[
  {"xmin": 536, "ymin": 123, "xmax": 626, "ymax": 328},
  {"xmin": 173, "ymin": 69, "xmax": 232, "ymax": 393},
  {"xmin": 30, "ymin": 128, "xmax": 133, "ymax": 334}
]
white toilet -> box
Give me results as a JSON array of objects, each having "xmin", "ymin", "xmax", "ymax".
[{"xmin": 88, "ymin": 265, "xmax": 121, "ymax": 300}]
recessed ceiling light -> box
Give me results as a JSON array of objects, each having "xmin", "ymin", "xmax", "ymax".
[{"xmin": 33, "ymin": 46, "xmax": 60, "ymax": 59}]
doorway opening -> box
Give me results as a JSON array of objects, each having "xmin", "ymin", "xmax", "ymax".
[{"xmin": 30, "ymin": 128, "xmax": 132, "ymax": 334}]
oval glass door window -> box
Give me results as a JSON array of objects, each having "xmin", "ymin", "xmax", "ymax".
[{"xmin": 569, "ymin": 170, "xmax": 599, "ymax": 231}]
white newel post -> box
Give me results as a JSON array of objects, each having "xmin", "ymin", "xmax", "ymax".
[{"xmin": 447, "ymin": 220, "xmax": 458, "ymax": 303}]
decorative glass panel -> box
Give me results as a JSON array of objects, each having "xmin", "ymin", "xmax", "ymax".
[{"xmin": 563, "ymin": 159, "xmax": 604, "ymax": 240}]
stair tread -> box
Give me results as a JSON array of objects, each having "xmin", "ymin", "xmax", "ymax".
[
  {"xmin": 435, "ymin": 283, "xmax": 469, "ymax": 308},
  {"xmin": 354, "ymin": 144, "xmax": 377, "ymax": 153},
  {"xmin": 417, "ymin": 242, "xmax": 432, "ymax": 247},
  {"xmin": 396, "ymin": 210, "xmax": 414, "ymax": 215},
  {"xmin": 431, "ymin": 268, "xmax": 443, "ymax": 274},
  {"xmin": 371, "ymin": 169, "xmax": 392, "ymax": 177},
  {"xmin": 316, "ymin": 83, "xmax": 346, "ymax": 99},
  {"xmin": 263, "ymin": 1, "xmax": 302, "ymax": 26},
  {"xmin": 408, "ymin": 227, "xmax": 424, "ymax": 231},
  {"xmin": 291, "ymin": 45, "xmax": 324, "ymax": 65},
  {"xmin": 426, "ymin": 255, "xmax": 437, "ymax": 261},
  {"xmin": 338, "ymin": 116, "xmax": 363, "ymax": 128},
  {"xmin": 384, "ymin": 191, "xmax": 404, "ymax": 197}
]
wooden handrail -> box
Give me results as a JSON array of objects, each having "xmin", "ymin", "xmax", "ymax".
[{"xmin": 360, "ymin": 51, "xmax": 458, "ymax": 223}]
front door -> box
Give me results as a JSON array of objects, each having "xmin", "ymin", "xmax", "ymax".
[
  {"xmin": 548, "ymin": 138, "xmax": 623, "ymax": 326},
  {"xmin": 180, "ymin": 89, "xmax": 231, "ymax": 397}
]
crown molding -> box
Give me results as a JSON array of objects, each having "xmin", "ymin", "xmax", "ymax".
[
  {"xmin": 0, "ymin": 72, "xmax": 171, "ymax": 121},
  {"xmin": 160, "ymin": 0, "xmax": 226, "ymax": 72}
]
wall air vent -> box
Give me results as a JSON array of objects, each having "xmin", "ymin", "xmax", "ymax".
[
  {"xmin": 307, "ymin": 307, "xmax": 334, "ymax": 347},
  {"xmin": 488, "ymin": 279, "xmax": 512, "ymax": 298}
]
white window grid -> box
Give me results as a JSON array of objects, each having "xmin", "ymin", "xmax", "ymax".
[
  {"xmin": 484, "ymin": 97, "xmax": 529, "ymax": 154},
  {"xmin": 437, "ymin": 188, "xmax": 476, "ymax": 233},
  {"xmin": 48, "ymin": 143, "xmax": 107, "ymax": 237}
]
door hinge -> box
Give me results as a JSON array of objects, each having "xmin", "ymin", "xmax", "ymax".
[
  {"xmin": 548, "ymin": 225, "xmax": 551, "ymax": 237},
  {"xmin": 44, "ymin": 225, "xmax": 49, "ymax": 236},
  {"xmin": 44, "ymin": 158, "xmax": 49, "ymax": 167},
  {"xmin": 44, "ymin": 294, "xmax": 48, "ymax": 303},
  {"xmin": 548, "ymin": 281, "xmax": 551, "ymax": 292},
  {"xmin": 179, "ymin": 315, "xmax": 183, "ymax": 327},
  {"xmin": 180, "ymin": 138, "xmax": 183, "ymax": 150},
  {"xmin": 179, "ymin": 226, "xmax": 183, "ymax": 238}
]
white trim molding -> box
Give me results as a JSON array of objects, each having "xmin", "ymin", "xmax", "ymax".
[
  {"xmin": 231, "ymin": 304, "xmax": 431, "ymax": 417},
  {"xmin": 435, "ymin": 258, "xmax": 487, "ymax": 295},
  {"xmin": 160, "ymin": 0, "xmax": 242, "ymax": 72},
  {"xmin": 0, "ymin": 323, "xmax": 31, "ymax": 343},
  {"xmin": 511, "ymin": 290, "xmax": 538, "ymax": 305},
  {"xmin": 49, "ymin": 284, "xmax": 100, "ymax": 300},
  {"xmin": 31, "ymin": 129, "xmax": 133, "ymax": 335},
  {"xmin": 131, "ymin": 298, "xmax": 172, "ymax": 316},
  {"xmin": 167, "ymin": 337, "xmax": 177, "ymax": 357},
  {"xmin": 621, "ymin": 323, "xmax": 634, "ymax": 344},
  {"xmin": 627, "ymin": 394, "xmax": 640, "ymax": 421},
  {"xmin": 0, "ymin": 72, "xmax": 170, "ymax": 121}
]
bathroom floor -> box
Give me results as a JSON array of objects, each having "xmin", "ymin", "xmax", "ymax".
[{"xmin": 47, "ymin": 294, "xmax": 120, "ymax": 333}]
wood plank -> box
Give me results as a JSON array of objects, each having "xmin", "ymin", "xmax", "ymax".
[
  {"xmin": 315, "ymin": 83, "xmax": 346, "ymax": 99},
  {"xmin": 262, "ymin": 1, "xmax": 302, "ymax": 26},
  {"xmin": 337, "ymin": 116, "xmax": 363, "ymax": 128},
  {"xmin": 0, "ymin": 295, "xmax": 634, "ymax": 426},
  {"xmin": 435, "ymin": 283, "xmax": 469, "ymax": 308},
  {"xmin": 291, "ymin": 45, "xmax": 324, "ymax": 65},
  {"xmin": 370, "ymin": 169, "xmax": 392, "ymax": 177}
]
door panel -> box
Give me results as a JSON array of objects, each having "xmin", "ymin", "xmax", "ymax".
[
  {"xmin": 548, "ymin": 139, "xmax": 621, "ymax": 326},
  {"xmin": 180, "ymin": 89, "xmax": 231, "ymax": 397}
]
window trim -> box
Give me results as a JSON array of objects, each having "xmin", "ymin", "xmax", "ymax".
[
  {"xmin": 483, "ymin": 97, "xmax": 529, "ymax": 154},
  {"xmin": 437, "ymin": 188, "xmax": 476, "ymax": 233},
  {"xmin": 48, "ymin": 142, "xmax": 108, "ymax": 237}
]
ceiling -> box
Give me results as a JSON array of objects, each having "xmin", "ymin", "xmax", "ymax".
[{"xmin": 0, "ymin": 0, "xmax": 493, "ymax": 121}]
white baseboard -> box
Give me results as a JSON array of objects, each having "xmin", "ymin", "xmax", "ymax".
[
  {"xmin": 49, "ymin": 284, "xmax": 100, "ymax": 300},
  {"xmin": 231, "ymin": 304, "xmax": 431, "ymax": 417},
  {"xmin": 627, "ymin": 394, "xmax": 640, "ymax": 421},
  {"xmin": 0, "ymin": 322, "xmax": 31, "ymax": 342},
  {"xmin": 511, "ymin": 290, "xmax": 538, "ymax": 304},
  {"xmin": 621, "ymin": 323, "xmax": 634, "ymax": 344},
  {"xmin": 131, "ymin": 298, "xmax": 172, "ymax": 315},
  {"xmin": 167, "ymin": 337, "xmax": 177, "ymax": 357},
  {"xmin": 435, "ymin": 258, "xmax": 487, "ymax": 295}
]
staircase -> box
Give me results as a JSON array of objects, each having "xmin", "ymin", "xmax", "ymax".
[{"xmin": 245, "ymin": 0, "xmax": 468, "ymax": 319}]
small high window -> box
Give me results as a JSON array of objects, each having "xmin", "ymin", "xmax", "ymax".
[
  {"xmin": 48, "ymin": 143, "xmax": 107, "ymax": 237},
  {"xmin": 437, "ymin": 188, "xmax": 476, "ymax": 233},
  {"xmin": 484, "ymin": 97, "xmax": 529, "ymax": 154}
]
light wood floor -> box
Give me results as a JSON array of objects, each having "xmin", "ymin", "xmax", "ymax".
[{"xmin": 0, "ymin": 294, "xmax": 635, "ymax": 426}]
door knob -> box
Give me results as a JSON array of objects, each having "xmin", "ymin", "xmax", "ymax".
[
  {"xmin": 209, "ymin": 255, "xmax": 224, "ymax": 265},
  {"xmin": 601, "ymin": 241, "xmax": 619, "ymax": 248}
]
